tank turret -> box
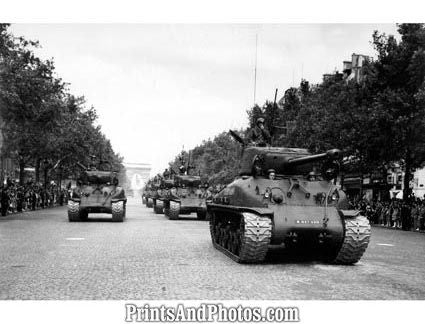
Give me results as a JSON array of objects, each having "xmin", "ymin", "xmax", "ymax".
[{"xmin": 239, "ymin": 147, "xmax": 341, "ymax": 179}]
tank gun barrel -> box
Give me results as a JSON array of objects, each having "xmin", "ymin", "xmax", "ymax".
[
  {"xmin": 284, "ymin": 149, "xmax": 342, "ymax": 167},
  {"xmin": 76, "ymin": 162, "xmax": 88, "ymax": 170},
  {"xmin": 229, "ymin": 130, "xmax": 246, "ymax": 146}
]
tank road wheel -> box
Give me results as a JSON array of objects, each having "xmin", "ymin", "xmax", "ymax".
[
  {"xmin": 196, "ymin": 210, "xmax": 207, "ymax": 220},
  {"xmin": 167, "ymin": 201, "xmax": 180, "ymax": 220},
  {"xmin": 154, "ymin": 200, "xmax": 164, "ymax": 214},
  {"xmin": 209, "ymin": 211, "xmax": 272, "ymax": 263},
  {"xmin": 146, "ymin": 198, "xmax": 153, "ymax": 208},
  {"xmin": 332, "ymin": 215, "xmax": 371, "ymax": 265},
  {"xmin": 68, "ymin": 201, "xmax": 81, "ymax": 222},
  {"xmin": 112, "ymin": 201, "xmax": 125, "ymax": 222}
]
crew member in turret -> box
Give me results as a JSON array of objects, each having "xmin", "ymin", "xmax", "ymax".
[
  {"xmin": 248, "ymin": 117, "xmax": 271, "ymax": 147},
  {"xmin": 163, "ymin": 168, "xmax": 170, "ymax": 179}
]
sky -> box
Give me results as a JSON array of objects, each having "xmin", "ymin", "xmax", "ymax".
[{"xmin": 10, "ymin": 24, "xmax": 399, "ymax": 175}]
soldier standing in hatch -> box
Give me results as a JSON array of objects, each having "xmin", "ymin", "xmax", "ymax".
[
  {"xmin": 163, "ymin": 168, "xmax": 170, "ymax": 179},
  {"xmin": 248, "ymin": 117, "xmax": 271, "ymax": 147}
]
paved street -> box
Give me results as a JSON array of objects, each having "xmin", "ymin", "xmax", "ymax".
[{"xmin": 0, "ymin": 197, "xmax": 424, "ymax": 300}]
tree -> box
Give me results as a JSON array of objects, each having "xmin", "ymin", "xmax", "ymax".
[
  {"xmin": 367, "ymin": 24, "xmax": 425, "ymax": 200},
  {"xmin": 0, "ymin": 26, "xmax": 65, "ymax": 183},
  {"xmin": 0, "ymin": 24, "xmax": 123, "ymax": 185}
]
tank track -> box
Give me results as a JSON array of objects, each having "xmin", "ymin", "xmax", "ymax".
[
  {"xmin": 154, "ymin": 200, "xmax": 164, "ymax": 214},
  {"xmin": 112, "ymin": 201, "xmax": 125, "ymax": 222},
  {"xmin": 68, "ymin": 201, "xmax": 81, "ymax": 222},
  {"xmin": 165, "ymin": 201, "xmax": 180, "ymax": 220},
  {"xmin": 210, "ymin": 211, "xmax": 272, "ymax": 263},
  {"xmin": 146, "ymin": 198, "xmax": 153, "ymax": 208},
  {"xmin": 332, "ymin": 215, "xmax": 371, "ymax": 264},
  {"xmin": 80, "ymin": 210, "xmax": 88, "ymax": 221},
  {"xmin": 197, "ymin": 211, "xmax": 207, "ymax": 220}
]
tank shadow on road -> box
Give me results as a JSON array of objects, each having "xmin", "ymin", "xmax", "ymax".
[
  {"xmin": 264, "ymin": 246, "xmax": 338, "ymax": 265},
  {"xmin": 82, "ymin": 218, "xmax": 117, "ymax": 222}
]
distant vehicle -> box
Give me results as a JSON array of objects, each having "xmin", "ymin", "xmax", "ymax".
[
  {"xmin": 68, "ymin": 161, "xmax": 126, "ymax": 222},
  {"xmin": 144, "ymin": 182, "xmax": 157, "ymax": 208},
  {"xmin": 163, "ymin": 174, "xmax": 207, "ymax": 220},
  {"xmin": 153, "ymin": 178, "xmax": 174, "ymax": 214}
]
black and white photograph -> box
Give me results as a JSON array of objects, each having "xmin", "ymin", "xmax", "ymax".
[{"xmin": 0, "ymin": 1, "xmax": 424, "ymax": 323}]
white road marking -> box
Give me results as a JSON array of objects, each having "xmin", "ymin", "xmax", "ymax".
[
  {"xmin": 66, "ymin": 237, "xmax": 85, "ymax": 241},
  {"xmin": 377, "ymin": 243, "xmax": 394, "ymax": 247},
  {"xmin": 313, "ymin": 264, "xmax": 342, "ymax": 271}
]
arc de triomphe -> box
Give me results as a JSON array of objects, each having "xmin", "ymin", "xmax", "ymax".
[{"xmin": 123, "ymin": 162, "xmax": 151, "ymax": 196}]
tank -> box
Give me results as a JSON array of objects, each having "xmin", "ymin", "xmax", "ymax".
[
  {"xmin": 163, "ymin": 174, "xmax": 208, "ymax": 220},
  {"xmin": 68, "ymin": 168, "xmax": 127, "ymax": 222},
  {"xmin": 141, "ymin": 186, "xmax": 148, "ymax": 205},
  {"xmin": 207, "ymin": 146, "xmax": 371, "ymax": 264},
  {"xmin": 153, "ymin": 178, "xmax": 174, "ymax": 214},
  {"xmin": 148, "ymin": 176, "xmax": 163, "ymax": 212},
  {"xmin": 145, "ymin": 181, "xmax": 157, "ymax": 208}
]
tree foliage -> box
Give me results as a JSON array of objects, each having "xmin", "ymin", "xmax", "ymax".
[
  {"xmin": 168, "ymin": 131, "xmax": 242, "ymax": 185},
  {"xmin": 0, "ymin": 24, "xmax": 123, "ymax": 185},
  {"xmin": 167, "ymin": 24, "xmax": 425, "ymax": 201}
]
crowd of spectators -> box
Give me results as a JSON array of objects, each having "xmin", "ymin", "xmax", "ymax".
[
  {"xmin": 348, "ymin": 196, "xmax": 425, "ymax": 232},
  {"xmin": 0, "ymin": 179, "xmax": 69, "ymax": 217}
]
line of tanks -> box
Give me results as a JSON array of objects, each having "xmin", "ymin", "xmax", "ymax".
[
  {"xmin": 142, "ymin": 159, "xmax": 211, "ymax": 220},
  {"xmin": 141, "ymin": 136, "xmax": 371, "ymax": 265}
]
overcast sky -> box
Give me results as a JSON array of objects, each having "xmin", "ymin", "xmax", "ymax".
[{"xmin": 10, "ymin": 24, "xmax": 398, "ymax": 175}]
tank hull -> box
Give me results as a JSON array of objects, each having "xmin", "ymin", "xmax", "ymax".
[
  {"xmin": 163, "ymin": 196, "xmax": 207, "ymax": 219},
  {"xmin": 208, "ymin": 175, "xmax": 370, "ymax": 264}
]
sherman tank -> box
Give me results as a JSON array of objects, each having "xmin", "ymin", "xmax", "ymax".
[
  {"xmin": 141, "ymin": 181, "xmax": 150, "ymax": 205},
  {"xmin": 148, "ymin": 176, "xmax": 163, "ymax": 212},
  {"xmin": 145, "ymin": 182, "xmax": 157, "ymax": 208},
  {"xmin": 207, "ymin": 144, "xmax": 371, "ymax": 264},
  {"xmin": 68, "ymin": 163, "xmax": 127, "ymax": 222},
  {"xmin": 141, "ymin": 185, "xmax": 148, "ymax": 205},
  {"xmin": 163, "ymin": 174, "xmax": 207, "ymax": 220},
  {"xmin": 153, "ymin": 178, "xmax": 174, "ymax": 214}
]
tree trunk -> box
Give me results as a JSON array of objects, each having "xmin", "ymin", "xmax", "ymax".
[
  {"xmin": 43, "ymin": 167, "xmax": 48, "ymax": 189},
  {"xmin": 35, "ymin": 158, "xmax": 41, "ymax": 183},
  {"xmin": 381, "ymin": 166, "xmax": 389, "ymax": 201},
  {"xmin": 19, "ymin": 160, "xmax": 25, "ymax": 185},
  {"xmin": 58, "ymin": 168, "xmax": 62, "ymax": 189},
  {"xmin": 403, "ymin": 149, "xmax": 412, "ymax": 202}
]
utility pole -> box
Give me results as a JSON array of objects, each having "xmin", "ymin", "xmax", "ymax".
[
  {"xmin": 253, "ymin": 34, "xmax": 258, "ymax": 105},
  {"xmin": 301, "ymin": 63, "xmax": 304, "ymax": 80}
]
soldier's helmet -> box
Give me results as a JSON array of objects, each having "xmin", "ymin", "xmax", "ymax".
[{"xmin": 256, "ymin": 117, "xmax": 265, "ymax": 125}]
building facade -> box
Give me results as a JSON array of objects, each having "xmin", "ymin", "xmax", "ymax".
[{"xmin": 342, "ymin": 53, "xmax": 372, "ymax": 83}]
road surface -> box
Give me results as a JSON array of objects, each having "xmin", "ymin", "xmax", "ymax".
[{"xmin": 1, "ymin": 197, "xmax": 424, "ymax": 299}]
